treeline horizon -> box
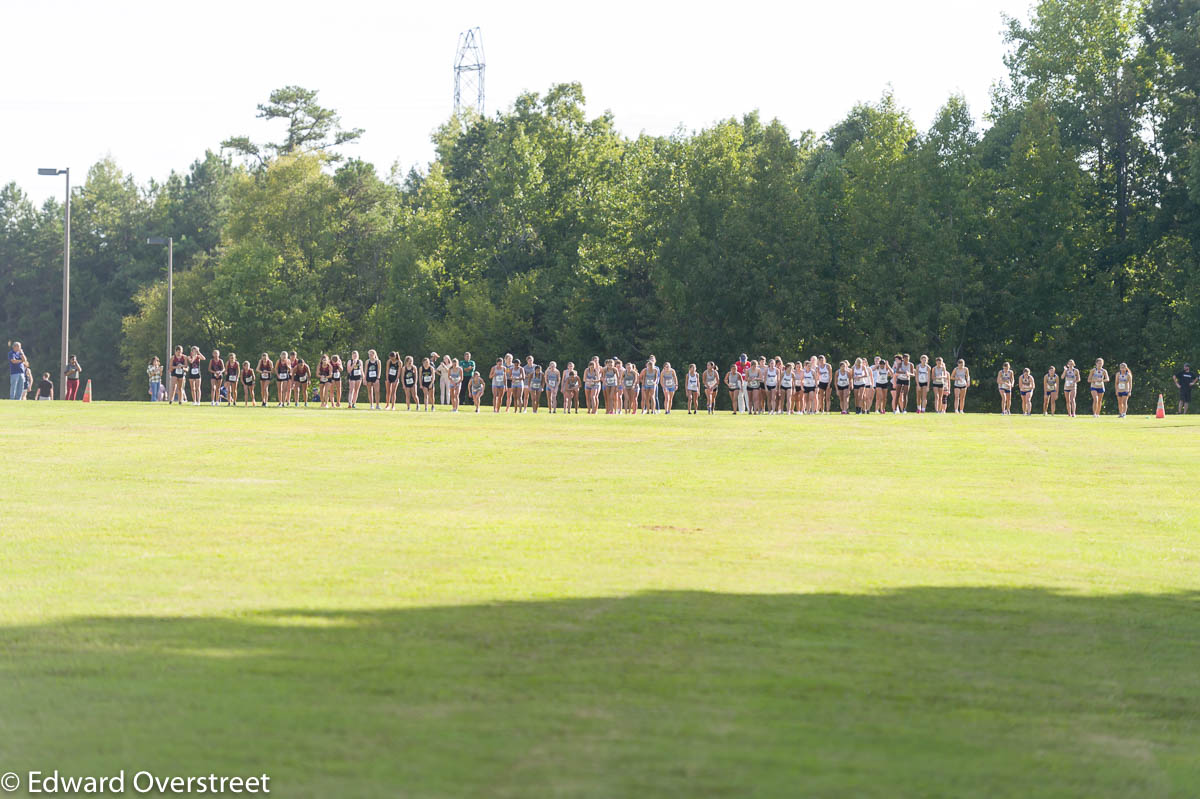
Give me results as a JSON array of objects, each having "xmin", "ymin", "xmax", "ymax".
[{"xmin": 3, "ymin": 0, "xmax": 1199, "ymax": 410}]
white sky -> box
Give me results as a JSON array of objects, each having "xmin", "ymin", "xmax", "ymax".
[{"xmin": 3, "ymin": 0, "xmax": 1032, "ymax": 205}]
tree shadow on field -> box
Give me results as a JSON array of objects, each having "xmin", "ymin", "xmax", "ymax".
[{"xmin": 1, "ymin": 588, "xmax": 1199, "ymax": 799}]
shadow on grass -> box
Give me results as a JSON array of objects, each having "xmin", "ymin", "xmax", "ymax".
[{"xmin": 2, "ymin": 588, "xmax": 1198, "ymax": 798}]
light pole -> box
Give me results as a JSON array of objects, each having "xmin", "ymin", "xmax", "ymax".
[
  {"xmin": 38, "ymin": 167, "xmax": 69, "ymax": 398},
  {"xmin": 147, "ymin": 237, "xmax": 173, "ymax": 370}
]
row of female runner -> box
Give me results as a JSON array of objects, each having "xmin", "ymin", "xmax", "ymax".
[
  {"xmin": 789, "ymin": 355, "xmax": 1133, "ymax": 418},
  {"xmin": 156, "ymin": 346, "xmax": 1136, "ymax": 417}
]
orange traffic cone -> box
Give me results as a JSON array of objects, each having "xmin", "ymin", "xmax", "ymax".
[
  {"xmin": 1156, "ymin": 393, "xmax": 1165, "ymax": 419},
  {"xmin": 82, "ymin": 379, "xmax": 92, "ymax": 404}
]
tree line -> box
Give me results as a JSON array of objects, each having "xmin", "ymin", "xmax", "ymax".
[{"xmin": 2, "ymin": 0, "xmax": 1198, "ymax": 410}]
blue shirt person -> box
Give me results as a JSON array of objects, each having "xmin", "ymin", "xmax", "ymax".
[{"xmin": 8, "ymin": 341, "xmax": 28, "ymax": 400}]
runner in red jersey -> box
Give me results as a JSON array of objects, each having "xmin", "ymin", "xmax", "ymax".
[
  {"xmin": 187, "ymin": 346, "xmax": 204, "ymax": 406},
  {"xmin": 274, "ymin": 351, "xmax": 292, "ymax": 407},
  {"xmin": 207, "ymin": 349, "xmax": 225, "ymax": 406},
  {"xmin": 168, "ymin": 345, "xmax": 188, "ymax": 404}
]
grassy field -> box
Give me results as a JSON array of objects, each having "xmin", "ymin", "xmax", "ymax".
[{"xmin": 1, "ymin": 402, "xmax": 1198, "ymax": 798}]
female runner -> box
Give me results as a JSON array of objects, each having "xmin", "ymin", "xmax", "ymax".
[
  {"xmin": 873, "ymin": 357, "xmax": 892, "ymax": 414},
  {"xmin": 240, "ymin": 360, "xmax": 255, "ymax": 405},
  {"xmin": 257, "ymin": 353, "xmax": 273, "ymax": 408},
  {"xmin": 1062, "ymin": 359, "xmax": 1080, "ymax": 418},
  {"xmin": 1114, "ymin": 362, "xmax": 1133, "ymax": 418},
  {"xmin": 702, "ymin": 362, "xmax": 719, "ymax": 414},
  {"xmin": 996, "ymin": 361, "xmax": 1015, "ymax": 415},
  {"xmin": 613, "ymin": 360, "xmax": 627, "ymax": 414},
  {"xmin": 684, "ymin": 364, "xmax": 700, "ymax": 414},
  {"xmin": 503, "ymin": 355, "xmax": 517, "ymax": 411},
  {"xmin": 522, "ymin": 356, "xmax": 537, "ymax": 410},
  {"xmin": 951, "ymin": 359, "xmax": 970, "ymax": 413},
  {"xmin": 489, "ymin": 358, "xmax": 506, "ymax": 412},
  {"xmin": 448, "ymin": 358, "xmax": 463, "ymax": 411},
  {"xmin": 894, "ymin": 354, "xmax": 912, "ymax": 413},
  {"xmin": 402, "ymin": 356, "xmax": 419, "ymax": 410},
  {"xmin": 614, "ymin": 360, "xmax": 628, "ymax": 414},
  {"xmin": 385, "ymin": 351, "xmax": 400, "ymax": 410},
  {"xmin": 745, "ymin": 359, "xmax": 761, "ymax": 414},
  {"xmin": 583, "ymin": 358, "xmax": 602, "ymax": 414},
  {"xmin": 818, "ymin": 356, "xmax": 832, "ymax": 413},
  {"xmin": 622, "ymin": 361, "xmax": 639, "ymax": 414},
  {"xmin": 528, "ymin": 364, "xmax": 543, "ymax": 412},
  {"xmin": 187, "ymin": 346, "xmax": 204, "ymax": 405},
  {"xmin": 208, "ymin": 349, "xmax": 225, "ymax": 406},
  {"xmin": 863, "ymin": 358, "xmax": 878, "ymax": 413},
  {"xmin": 931, "ymin": 358, "xmax": 948, "ymax": 413},
  {"xmin": 1088, "ymin": 358, "xmax": 1109, "ymax": 417},
  {"xmin": 168, "ymin": 345, "xmax": 188, "ymax": 404},
  {"xmin": 364, "ymin": 350, "xmax": 382, "ymax": 409},
  {"xmin": 618, "ymin": 361, "xmax": 634, "ymax": 413},
  {"xmin": 317, "ymin": 355, "xmax": 332, "ymax": 407},
  {"xmin": 1018, "ymin": 368, "xmax": 1035, "ymax": 415},
  {"xmin": 764, "ymin": 358, "xmax": 779, "ymax": 413},
  {"xmin": 499, "ymin": 355, "xmax": 514, "ymax": 411},
  {"xmin": 886, "ymin": 355, "xmax": 900, "ymax": 412},
  {"xmin": 641, "ymin": 358, "xmax": 660, "ymax": 413},
  {"xmin": 509, "ymin": 356, "xmax": 526, "ymax": 413},
  {"xmin": 294, "ymin": 357, "xmax": 311, "ymax": 406},
  {"xmin": 779, "ymin": 362, "xmax": 794, "ymax": 414},
  {"xmin": 801, "ymin": 359, "xmax": 819, "ymax": 413},
  {"xmin": 275, "ymin": 351, "xmax": 292, "ymax": 408},
  {"xmin": 468, "ymin": 370, "xmax": 485, "ymax": 411},
  {"xmin": 775, "ymin": 358, "xmax": 788, "ymax": 413},
  {"xmin": 288, "ymin": 351, "xmax": 300, "ymax": 405},
  {"xmin": 224, "ymin": 352, "xmax": 239, "ymax": 405},
  {"xmin": 1042, "ymin": 365, "xmax": 1059, "ymax": 415},
  {"xmin": 761, "ymin": 357, "xmax": 774, "ymax": 413},
  {"xmin": 330, "ymin": 355, "xmax": 343, "ymax": 407},
  {"xmin": 835, "ymin": 360, "xmax": 852, "ymax": 413},
  {"xmin": 852, "ymin": 358, "xmax": 868, "ymax": 414},
  {"xmin": 914, "ymin": 355, "xmax": 931, "ymax": 413},
  {"xmin": 603, "ymin": 358, "xmax": 619, "ymax": 414},
  {"xmin": 661, "ymin": 362, "xmax": 678, "ymax": 413},
  {"xmin": 725, "ymin": 363, "xmax": 740, "ymax": 414},
  {"xmin": 545, "ymin": 361, "xmax": 561, "ymax": 413},
  {"xmin": 793, "ymin": 360, "xmax": 807, "ymax": 413},
  {"xmin": 345, "ymin": 351, "xmax": 363, "ymax": 409},
  {"xmin": 564, "ymin": 362, "xmax": 581, "ymax": 413},
  {"xmin": 791, "ymin": 360, "xmax": 805, "ymax": 413},
  {"xmin": 420, "ymin": 357, "xmax": 435, "ymax": 410}
]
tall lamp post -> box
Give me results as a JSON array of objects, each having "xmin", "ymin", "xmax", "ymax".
[
  {"xmin": 147, "ymin": 237, "xmax": 174, "ymax": 370},
  {"xmin": 38, "ymin": 167, "xmax": 69, "ymax": 398}
]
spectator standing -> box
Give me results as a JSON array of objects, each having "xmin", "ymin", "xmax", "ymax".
[
  {"xmin": 437, "ymin": 354, "xmax": 452, "ymax": 405},
  {"xmin": 8, "ymin": 341, "xmax": 27, "ymax": 400},
  {"xmin": 1174, "ymin": 362, "xmax": 1197, "ymax": 414},
  {"xmin": 64, "ymin": 355, "xmax": 82, "ymax": 400},
  {"xmin": 460, "ymin": 351, "xmax": 476, "ymax": 404},
  {"xmin": 735, "ymin": 353, "xmax": 750, "ymax": 381},
  {"xmin": 34, "ymin": 372, "xmax": 54, "ymax": 400},
  {"xmin": 147, "ymin": 357, "xmax": 164, "ymax": 401}
]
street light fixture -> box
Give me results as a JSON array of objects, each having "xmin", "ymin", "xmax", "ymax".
[
  {"xmin": 38, "ymin": 167, "xmax": 69, "ymax": 398},
  {"xmin": 147, "ymin": 236, "xmax": 174, "ymax": 371}
]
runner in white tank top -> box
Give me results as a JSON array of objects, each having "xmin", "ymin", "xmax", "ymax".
[{"xmin": 915, "ymin": 355, "xmax": 932, "ymax": 413}]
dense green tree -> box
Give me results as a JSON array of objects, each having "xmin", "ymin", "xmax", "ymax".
[{"xmin": 8, "ymin": 7, "xmax": 1200, "ymax": 412}]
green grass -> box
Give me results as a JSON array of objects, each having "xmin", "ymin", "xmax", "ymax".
[{"xmin": 2, "ymin": 402, "xmax": 1198, "ymax": 798}]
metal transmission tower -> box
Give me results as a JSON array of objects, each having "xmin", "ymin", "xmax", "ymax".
[{"xmin": 454, "ymin": 27, "xmax": 486, "ymax": 116}]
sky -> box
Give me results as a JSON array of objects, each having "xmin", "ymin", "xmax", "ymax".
[{"xmin": 2, "ymin": 0, "xmax": 1034, "ymax": 204}]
